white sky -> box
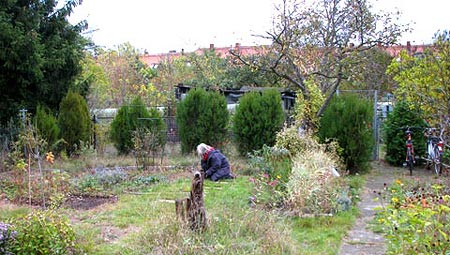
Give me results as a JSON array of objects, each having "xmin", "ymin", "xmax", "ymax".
[{"xmin": 68, "ymin": 0, "xmax": 450, "ymax": 54}]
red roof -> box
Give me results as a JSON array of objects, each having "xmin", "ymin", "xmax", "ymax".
[
  {"xmin": 140, "ymin": 42, "xmax": 431, "ymax": 67},
  {"xmin": 378, "ymin": 41, "xmax": 428, "ymax": 57}
]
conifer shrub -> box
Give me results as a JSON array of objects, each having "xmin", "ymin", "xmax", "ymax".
[
  {"xmin": 58, "ymin": 91, "xmax": 91, "ymax": 156},
  {"xmin": 382, "ymin": 101, "xmax": 427, "ymax": 166},
  {"xmin": 176, "ymin": 88, "xmax": 229, "ymax": 154},
  {"xmin": 110, "ymin": 96, "xmax": 155, "ymax": 155},
  {"xmin": 318, "ymin": 93, "xmax": 374, "ymax": 174},
  {"xmin": 34, "ymin": 104, "xmax": 60, "ymax": 151},
  {"xmin": 232, "ymin": 89, "xmax": 284, "ymax": 156}
]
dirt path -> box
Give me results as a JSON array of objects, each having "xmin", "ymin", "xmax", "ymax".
[{"xmin": 338, "ymin": 160, "xmax": 437, "ymax": 255}]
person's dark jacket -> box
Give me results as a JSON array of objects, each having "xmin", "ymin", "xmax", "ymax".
[{"xmin": 201, "ymin": 149, "xmax": 232, "ymax": 181}]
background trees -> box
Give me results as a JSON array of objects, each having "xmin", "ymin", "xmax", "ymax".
[
  {"xmin": 231, "ymin": 0, "xmax": 406, "ymax": 130},
  {"xmin": 387, "ymin": 31, "xmax": 450, "ymax": 127},
  {"xmin": 382, "ymin": 101, "xmax": 428, "ymax": 166},
  {"xmin": 0, "ymin": 0, "xmax": 87, "ymax": 124}
]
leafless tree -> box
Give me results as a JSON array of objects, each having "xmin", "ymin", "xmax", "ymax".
[{"xmin": 231, "ymin": 0, "xmax": 408, "ymax": 130}]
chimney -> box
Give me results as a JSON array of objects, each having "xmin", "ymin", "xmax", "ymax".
[
  {"xmin": 406, "ymin": 41, "xmax": 411, "ymax": 52},
  {"xmin": 209, "ymin": 44, "xmax": 214, "ymax": 50}
]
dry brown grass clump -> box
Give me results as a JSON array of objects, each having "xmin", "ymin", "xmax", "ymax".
[{"xmin": 286, "ymin": 146, "xmax": 347, "ymax": 216}]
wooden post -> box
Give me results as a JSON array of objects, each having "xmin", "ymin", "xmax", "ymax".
[{"xmin": 175, "ymin": 170, "xmax": 207, "ymax": 230}]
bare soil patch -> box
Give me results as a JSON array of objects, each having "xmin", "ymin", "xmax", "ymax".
[{"xmin": 64, "ymin": 195, "xmax": 118, "ymax": 210}]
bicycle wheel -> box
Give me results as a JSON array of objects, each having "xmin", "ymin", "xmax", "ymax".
[
  {"xmin": 433, "ymin": 146, "xmax": 442, "ymax": 175},
  {"xmin": 425, "ymin": 144, "xmax": 432, "ymax": 170}
]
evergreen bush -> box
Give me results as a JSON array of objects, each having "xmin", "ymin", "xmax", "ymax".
[
  {"xmin": 232, "ymin": 89, "xmax": 284, "ymax": 156},
  {"xmin": 58, "ymin": 91, "xmax": 91, "ymax": 156},
  {"xmin": 110, "ymin": 96, "xmax": 154, "ymax": 155},
  {"xmin": 382, "ymin": 101, "xmax": 427, "ymax": 166},
  {"xmin": 318, "ymin": 93, "xmax": 374, "ymax": 174},
  {"xmin": 176, "ymin": 88, "xmax": 229, "ymax": 154},
  {"xmin": 34, "ymin": 104, "xmax": 60, "ymax": 151}
]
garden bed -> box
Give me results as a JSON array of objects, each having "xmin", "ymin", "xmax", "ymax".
[{"xmin": 64, "ymin": 195, "xmax": 118, "ymax": 210}]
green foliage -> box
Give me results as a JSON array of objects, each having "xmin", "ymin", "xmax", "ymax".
[
  {"xmin": 232, "ymin": 89, "xmax": 284, "ymax": 155},
  {"xmin": 132, "ymin": 108, "xmax": 167, "ymax": 169},
  {"xmin": 58, "ymin": 91, "xmax": 91, "ymax": 156},
  {"xmin": 248, "ymin": 145, "xmax": 291, "ymax": 208},
  {"xmin": 294, "ymin": 79, "xmax": 325, "ymax": 130},
  {"xmin": 94, "ymin": 43, "xmax": 153, "ymax": 108},
  {"xmin": 71, "ymin": 168, "xmax": 128, "ymax": 196},
  {"xmin": 275, "ymin": 125, "xmax": 322, "ymax": 156},
  {"xmin": 9, "ymin": 210, "xmax": 77, "ymax": 255},
  {"xmin": 340, "ymin": 47, "xmax": 395, "ymax": 93},
  {"xmin": 387, "ymin": 31, "xmax": 450, "ymax": 126},
  {"xmin": 110, "ymin": 96, "xmax": 153, "ymax": 155},
  {"xmin": 78, "ymin": 53, "xmax": 111, "ymax": 110},
  {"xmin": 0, "ymin": 0, "xmax": 87, "ymax": 125},
  {"xmin": 176, "ymin": 88, "xmax": 229, "ymax": 153},
  {"xmin": 92, "ymin": 123, "xmax": 109, "ymax": 156},
  {"xmin": 184, "ymin": 49, "xmax": 281, "ymax": 89},
  {"xmin": 374, "ymin": 179, "xmax": 450, "ymax": 254},
  {"xmin": 0, "ymin": 222, "xmax": 16, "ymax": 254},
  {"xmin": 382, "ymin": 101, "xmax": 428, "ymax": 166},
  {"xmin": 318, "ymin": 93, "xmax": 374, "ymax": 174},
  {"xmin": 34, "ymin": 104, "xmax": 60, "ymax": 151}
]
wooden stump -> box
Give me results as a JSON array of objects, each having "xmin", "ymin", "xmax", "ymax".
[{"xmin": 175, "ymin": 170, "xmax": 207, "ymax": 230}]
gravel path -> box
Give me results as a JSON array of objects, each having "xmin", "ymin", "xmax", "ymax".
[{"xmin": 339, "ymin": 160, "xmax": 436, "ymax": 255}]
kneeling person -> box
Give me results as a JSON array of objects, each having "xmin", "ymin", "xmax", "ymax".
[{"xmin": 197, "ymin": 143, "xmax": 234, "ymax": 181}]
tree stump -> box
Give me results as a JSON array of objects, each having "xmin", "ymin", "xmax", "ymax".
[{"xmin": 175, "ymin": 170, "xmax": 207, "ymax": 230}]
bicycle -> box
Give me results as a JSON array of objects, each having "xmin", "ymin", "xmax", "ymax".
[
  {"xmin": 425, "ymin": 127, "xmax": 444, "ymax": 175},
  {"xmin": 404, "ymin": 127, "xmax": 414, "ymax": 176}
]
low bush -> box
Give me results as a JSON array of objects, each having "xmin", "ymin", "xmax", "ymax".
[
  {"xmin": 9, "ymin": 210, "xmax": 78, "ymax": 254},
  {"xmin": 374, "ymin": 178, "xmax": 450, "ymax": 254},
  {"xmin": 71, "ymin": 167, "xmax": 128, "ymax": 195},
  {"xmin": 0, "ymin": 166, "xmax": 71, "ymax": 207},
  {"xmin": 0, "ymin": 222, "xmax": 17, "ymax": 255},
  {"xmin": 248, "ymin": 145, "xmax": 291, "ymax": 208}
]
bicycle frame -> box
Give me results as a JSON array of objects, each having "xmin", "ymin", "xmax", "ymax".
[{"xmin": 425, "ymin": 128, "xmax": 444, "ymax": 175}]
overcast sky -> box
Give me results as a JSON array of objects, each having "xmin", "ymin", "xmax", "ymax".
[{"xmin": 68, "ymin": 0, "xmax": 450, "ymax": 54}]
